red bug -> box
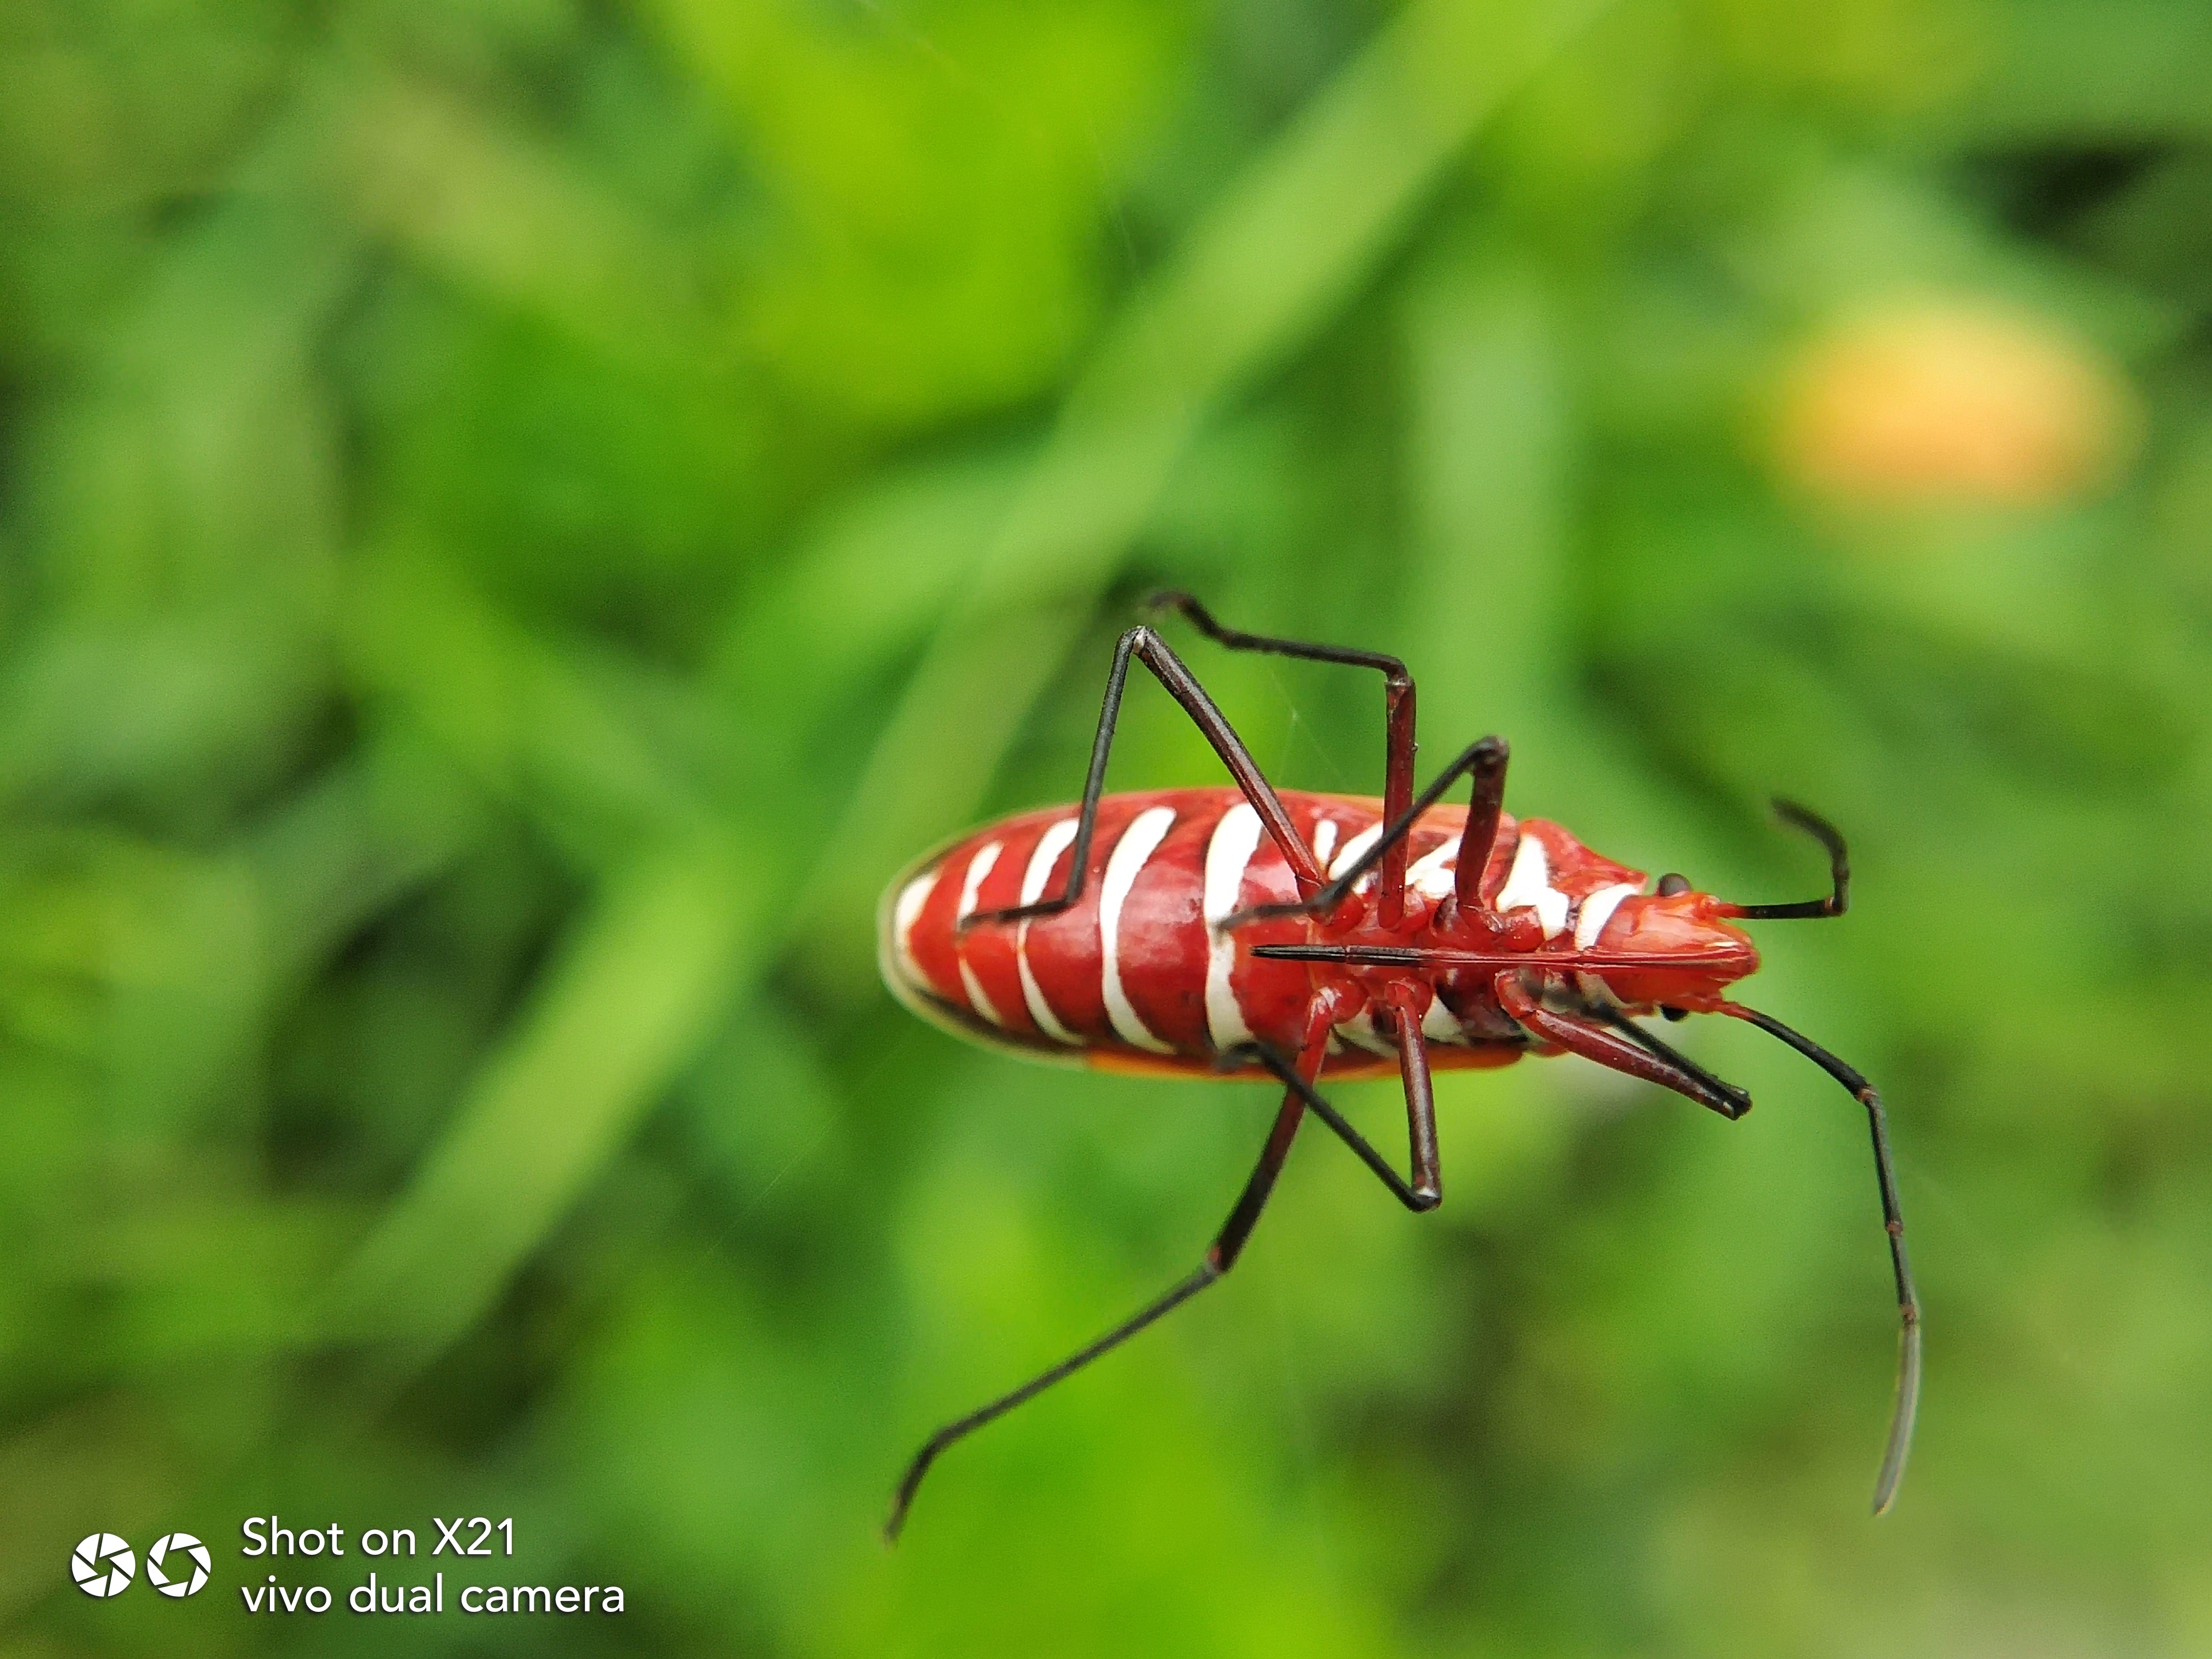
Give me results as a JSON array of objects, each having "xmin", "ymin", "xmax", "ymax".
[{"xmin": 878, "ymin": 594, "xmax": 1920, "ymax": 1539}]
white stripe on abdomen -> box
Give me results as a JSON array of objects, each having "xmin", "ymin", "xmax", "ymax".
[
  {"xmin": 1310, "ymin": 819, "xmax": 1340, "ymax": 870},
  {"xmin": 1330, "ymin": 822, "xmax": 1383, "ymax": 882},
  {"xmin": 1574, "ymin": 882, "xmax": 1640, "ymax": 950},
  {"xmin": 1494, "ymin": 831, "xmax": 1569, "ymax": 939},
  {"xmin": 1334, "ymin": 1005, "xmax": 1398, "ymax": 1057},
  {"xmin": 1405, "ymin": 837, "xmax": 1458, "ymax": 901},
  {"xmin": 1201, "ymin": 802, "xmax": 1265, "ymax": 1051},
  {"xmin": 892, "ymin": 870, "xmax": 940, "ymax": 989},
  {"xmin": 954, "ymin": 841, "xmax": 1005, "ymax": 1025},
  {"xmin": 1016, "ymin": 819, "xmax": 1082, "ymax": 1043},
  {"xmin": 1100, "ymin": 806, "xmax": 1178, "ymax": 1054}
]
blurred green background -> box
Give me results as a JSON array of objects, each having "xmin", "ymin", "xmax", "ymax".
[{"xmin": 5, "ymin": 0, "xmax": 2211, "ymax": 1652}]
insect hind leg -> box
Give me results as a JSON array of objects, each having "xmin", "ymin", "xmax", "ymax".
[
  {"xmin": 1227, "ymin": 1024, "xmax": 1442, "ymax": 1214},
  {"xmin": 1147, "ymin": 591, "xmax": 1419, "ymax": 926},
  {"xmin": 883, "ymin": 1024, "xmax": 1330, "ymax": 1542},
  {"xmin": 961, "ymin": 621, "xmax": 1322, "ymax": 932}
]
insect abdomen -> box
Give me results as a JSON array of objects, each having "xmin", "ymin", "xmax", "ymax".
[{"xmin": 880, "ymin": 788, "xmax": 1345, "ymax": 1071}]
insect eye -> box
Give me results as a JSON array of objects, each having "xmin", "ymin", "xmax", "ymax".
[{"xmin": 1656, "ymin": 872, "xmax": 1692, "ymax": 896}]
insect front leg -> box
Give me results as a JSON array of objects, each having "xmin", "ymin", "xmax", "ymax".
[{"xmin": 1495, "ymin": 974, "xmax": 1752, "ymax": 1120}]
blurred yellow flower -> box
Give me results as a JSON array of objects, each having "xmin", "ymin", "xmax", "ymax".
[{"xmin": 1773, "ymin": 301, "xmax": 2139, "ymax": 507}]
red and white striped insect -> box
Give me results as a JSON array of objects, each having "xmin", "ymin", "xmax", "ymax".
[{"xmin": 879, "ymin": 594, "xmax": 1920, "ymax": 1538}]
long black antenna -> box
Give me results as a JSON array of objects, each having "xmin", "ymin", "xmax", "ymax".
[
  {"xmin": 1720, "ymin": 1002, "xmax": 1920, "ymax": 1514},
  {"xmin": 1722, "ymin": 799, "xmax": 1850, "ymax": 920}
]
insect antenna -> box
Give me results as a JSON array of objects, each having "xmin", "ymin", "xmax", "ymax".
[
  {"xmin": 1718, "ymin": 1001, "xmax": 1921, "ymax": 1515},
  {"xmin": 1718, "ymin": 798, "xmax": 1849, "ymax": 919}
]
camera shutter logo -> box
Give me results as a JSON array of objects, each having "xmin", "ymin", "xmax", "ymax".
[
  {"xmin": 70, "ymin": 1534, "xmax": 135, "ymax": 1598},
  {"xmin": 146, "ymin": 1533, "xmax": 212, "ymax": 1598}
]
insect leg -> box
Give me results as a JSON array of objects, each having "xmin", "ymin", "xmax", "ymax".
[
  {"xmin": 1229, "ymin": 1034, "xmax": 1438, "ymax": 1212},
  {"xmin": 1224, "ymin": 734, "xmax": 1508, "ymax": 930},
  {"xmin": 963, "ymin": 624, "xmax": 1323, "ymax": 931},
  {"xmin": 1453, "ymin": 737, "xmax": 1510, "ymax": 913},
  {"xmin": 1579, "ymin": 1001, "xmax": 1753, "ymax": 1118},
  {"xmin": 1494, "ymin": 974, "xmax": 1752, "ymax": 1119},
  {"xmin": 1147, "ymin": 591, "xmax": 1418, "ymax": 926},
  {"xmin": 1380, "ymin": 983, "xmax": 1442, "ymax": 1207},
  {"xmin": 884, "ymin": 1025, "xmax": 1328, "ymax": 1542}
]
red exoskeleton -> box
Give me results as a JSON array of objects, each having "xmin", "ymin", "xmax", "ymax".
[{"xmin": 879, "ymin": 594, "xmax": 1920, "ymax": 1539}]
